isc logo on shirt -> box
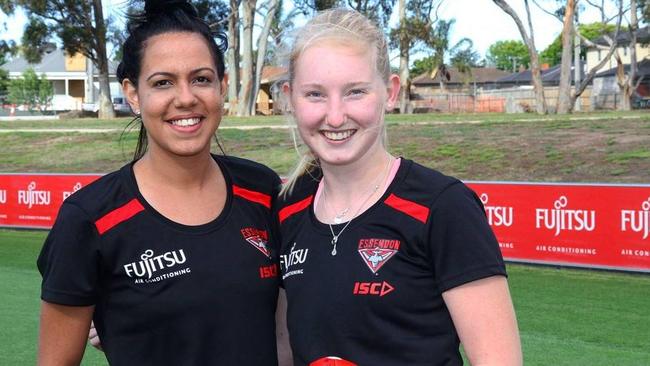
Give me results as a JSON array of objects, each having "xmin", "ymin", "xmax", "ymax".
[{"xmin": 353, "ymin": 281, "xmax": 394, "ymax": 297}]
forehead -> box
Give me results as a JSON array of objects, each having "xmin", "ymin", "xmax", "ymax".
[
  {"xmin": 294, "ymin": 42, "xmax": 377, "ymax": 81},
  {"xmin": 140, "ymin": 32, "xmax": 214, "ymax": 74}
]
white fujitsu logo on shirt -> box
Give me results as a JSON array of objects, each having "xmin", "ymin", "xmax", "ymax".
[
  {"xmin": 123, "ymin": 249, "xmax": 190, "ymax": 283},
  {"xmin": 280, "ymin": 243, "xmax": 309, "ymax": 280},
  {"xmin": 621, "ymin": 197, "xmax": 650, "ymax": 239},
  {"xmin": 535, "ymin": 196, "xmax": 596, "ymax": 236}
]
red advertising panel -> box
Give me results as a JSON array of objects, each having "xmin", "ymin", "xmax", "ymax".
[
  {"xmin": 467, "ymin": 182, "xmax": 650, "ymax": 273},
  {"xmin": 0, "ymin": 174, "xmax": 101, "ymax": 229},
  {"xmin": 1, "ymin": 174, "xmax": 649, "ymax": 272}
]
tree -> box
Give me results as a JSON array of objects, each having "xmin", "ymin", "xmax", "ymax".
[
  {"xmin": 540, "ymin": 22, "xmax": 617, "ymax": 66},
  {"xmin": 535, "ymin": 0, "xmax": 624, "ymax": 113},
  {"xmin": 423, "ymin": 19, "xmax": 472, "ymax": 92},
  {"xmin": 556, "ymin": 0, "xmax": 577, "ymax": 114},
  {"xmin": 492, "ymin": 0, "xmax": 547, "ymax": 114},
  {"xmin": 390, "ymin": 0, "xmax": 441, "ymax": 113},
  {"xmin": 0, "ymin": 1, "xmax": 115, "ymax": 118},
  {"xmin": 486, "ymin": 40, "xmax": 531, "ymax": 71},
  {"xmin": 7, "ymin": 68, "xmax": 53, "ymax": 113},
  {"xmin": 616, "ymin": 0, "xmax": 639, "ymax": 110},
  {"xmin": 0, "ymin": 40, "xmax": 17, "ymax": 101},
  {"xmin": 410, "ymin": 56, "xmax": 437, "ymax": 76}
]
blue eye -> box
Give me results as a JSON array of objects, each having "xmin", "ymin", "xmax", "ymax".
[
  {"xmin": 347, "ymin": 89, "xmax": 367, "ymax": 97},
  {"xmin": 305, "ymin": 91, "xmax": 323, "ymax": 99}
]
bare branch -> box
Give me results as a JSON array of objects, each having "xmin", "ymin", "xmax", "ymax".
[{"xmin": 531, "ymin": 0, "xmax": 562, "ymax": 21}]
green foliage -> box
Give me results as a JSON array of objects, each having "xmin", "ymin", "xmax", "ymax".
[
  {"xmin": 7, "ymin": 68, "xmax": 53, "ymax": 113},
  {"xmin": 486, "ymin": 40, "xmax": 530, "ymax": 71},
  {"xmin": 20, "ymin": 17, "xmax": 50, "ymax": 63},
  {"xmin": 540, "ymin": 36, "xmax": 563, "ymax": 66},
  {"xmin": 0, "ymin": 42, "xmax": 14, "ymax": 98},
  {"xmin": 410, "ymin": 56, "xmax": 436, "ymax": 77},
  {"xmin": 540, "ymin": 23, "xmax": 618, "ymax": 67},
  {"xmin": 450, "ymin": 47, "xmax": 482, "ymax": 72}
]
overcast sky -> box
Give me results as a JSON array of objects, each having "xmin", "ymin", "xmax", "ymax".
[{"xmin": 0, "ymin": 0, "xmax": 621, "ymax": 63}]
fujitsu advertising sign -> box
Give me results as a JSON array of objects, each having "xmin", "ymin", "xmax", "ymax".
[
  {"xmin": 468, "ymin": 182, "xmax": 650, "ymax": 273},
  {"xmin": 1, "ymin": 174, "xmax": 648, "ymax": 272},
  {"xmin": 0, "ymin": 174, "xmax": 101, "ymax": 229}
]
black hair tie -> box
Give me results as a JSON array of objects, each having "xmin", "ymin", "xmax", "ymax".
[{"xmin": 144, "ymin": 0, "xmax": 197, "ymax": 17}]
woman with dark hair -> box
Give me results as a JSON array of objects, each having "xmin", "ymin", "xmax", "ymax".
[{"xmin": 37, "ymin": 1, "xmax": 283, "ymax": 364}]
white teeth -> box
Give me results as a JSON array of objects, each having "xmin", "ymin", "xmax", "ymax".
[
  {"xmin": 170, "ymin": 118, "xmax": 201, "ymax": 127},
  {"xmin": 322, "ymin": 130, "xmax": 354, "ymax": 141}
]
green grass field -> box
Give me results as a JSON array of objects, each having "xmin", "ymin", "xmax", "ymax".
[
  {"xmin": 1, "ymin": 112, "xmax": 650, "ymax": 364},
  {"xmin": 2, "ymin": 228, "xmax": 649, "ymax": 365}
]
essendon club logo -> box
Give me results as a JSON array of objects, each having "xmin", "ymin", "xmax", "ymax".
[
  {"xmin": 358, "ymin": 238, "xmax": 400, "ymax": 274},
  {"xmin": 241, "ymin": 227, "xmax": 270, "ymax": 257}
]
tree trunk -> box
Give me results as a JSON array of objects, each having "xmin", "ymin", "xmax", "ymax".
[
  {"xmin": 492, "ymin": 0, "xmax": 546, "ymax": 114},
  {"xmin": 570, "ymin": 0, "xmax": 624, "ymax": 108},
  {"xmin": 237, "ymin": 0, "xmax": 256, "ymax": 116},
  {"xmin": 92, "ymin": 0, "xmax": 114, "ymax": 119},
  {"xmin": 556, "ymin": 0, "xmax": 575, "ymax": 114},
  {"xmin": 249, "ymin": 0, "xmax": 280, "ymax": 115},
  {"xmin": 618, "ymin": 0, "xmax": 638, "ymax": 111},
  {"xmin": 227, "ymin": 0, "xmax": 240, "ymax": 116},
  {"xmin": 397, "ymin": 0, "xmax": 410, "ymax": 114}
]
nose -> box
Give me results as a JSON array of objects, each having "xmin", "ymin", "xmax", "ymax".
[
  {"xmin": 174, "ymin": 82, "xmax": 198, "ymax": 108},
  {"xmin": 325, "ymin": 97, "xmax": 346, "ymax": 127}
]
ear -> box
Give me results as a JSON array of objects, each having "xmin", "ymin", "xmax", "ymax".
[
  {"xmin": 385, "ymin": 74, "xmax": 401, "ymax": 111},
  {"xmin": 220, "ymin": 73, "xmax": 229, "ymax": 97},
  {"xmin": 122, "ymin": 79, "xmax": 140, "ymax": 114}
]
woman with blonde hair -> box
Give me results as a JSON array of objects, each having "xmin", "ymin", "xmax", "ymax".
[{"xmin": 276, "ymin": 8, "xmax": 522, "ymax": 366}]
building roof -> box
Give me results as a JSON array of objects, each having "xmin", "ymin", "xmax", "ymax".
[
  {"xmin": 2, "ymin": 48, "xmax": 118, "ymax": 75},
  {"xmin": 495, "ymin": 64, "xmax": 585, "ymax": 85},
  {"xmin": 260, "ymin": 65, "xmax": 287, "ymax": 84},
  {"xmin": 591, "ymin": 26, "xmax": 650, "ymax": 47},
  {"xmin": 594, "ymin": 58, "xmax": 650, "ymax": 78},
  {"xmin": 411, "ymin": 67, "xmax": 509, "ymax": 85}
]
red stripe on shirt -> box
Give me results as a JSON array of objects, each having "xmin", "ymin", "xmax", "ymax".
[
  {"xmin": 95, "ymin": 198, "xmax": 145, "ymax": 235},
  {"xmin": 278, "ymin": 195, "xmax": 313, "ymax": 224},
  {"xmin": 384, "ymin": 193, "xmax": 429, "ymax": 224},
  {"xmin": 233, "ymin": 185, "xmax": 272, "ymax": 209}
]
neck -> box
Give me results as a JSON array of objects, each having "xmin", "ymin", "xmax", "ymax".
[
  {"xmin": 135, "ymin": 148, "xmax": 219, "ymax": 190},
  {"xmin": 320, "ymin": 147, "xmax": 392, "ymax": 199},
  {"xmin": 317, "ymin": 146, "xmax": 393, "ymax": 225}
]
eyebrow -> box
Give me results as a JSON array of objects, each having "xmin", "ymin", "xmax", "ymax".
[
  {"xmin": 146, "ymin": 67, "xmax": 216, "ymax": 81},
  {"xmin": 299, "ymin": 81, "xmax": 373, "ymax": 89}
]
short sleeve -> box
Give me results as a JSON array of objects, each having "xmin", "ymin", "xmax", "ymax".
[
  {"xmin": 37, "ymin": 202, "xmax": 101, "ymax": 306},
  {"xmin": 427, "ymin": 182, "xmax": 506, "ymax": 293}
]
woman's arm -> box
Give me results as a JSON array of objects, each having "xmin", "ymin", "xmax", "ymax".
[
  {"xmin": 38, "ymin": 301, "xmax": 94, "ymax": 366},
  {"xmin": 442, "ymin": 275, "xmax": 522, "ymax": 366},
  {"xmin": 276, "ymin": 288, "xmax": 293, "ymax": 366}
]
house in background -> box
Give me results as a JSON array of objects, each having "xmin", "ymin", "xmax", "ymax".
[
  {"xmin": 585, "ymin": 26, "xmax": 650, "ymax": 73},
  {"xmin": 2, "ymin": 44, "xmax": 122, "ymax": 112},
  {"xmin": 409, "ymin": 67, "xmax": 509, "ymax": 112}
]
